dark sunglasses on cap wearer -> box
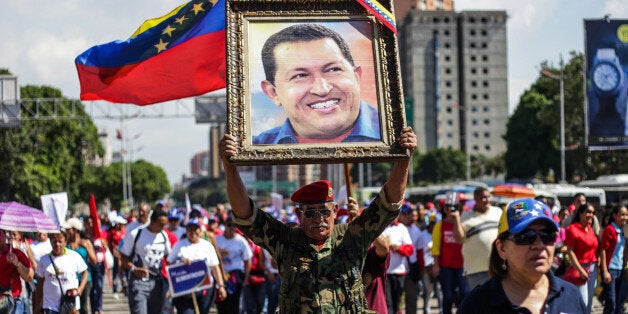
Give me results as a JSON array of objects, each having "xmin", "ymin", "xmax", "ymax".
[
  {"xmin": 505, "ymin": 229, "xmax": 557, "ymax": 246},
  {"xmin": 302, "ymin": 209, "xmax": 333, "ymax": 219}
]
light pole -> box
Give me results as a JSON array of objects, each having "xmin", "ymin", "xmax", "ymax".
[{"xmin": 541, "ymin": 54, "xmax": 566, "ymax": 183}]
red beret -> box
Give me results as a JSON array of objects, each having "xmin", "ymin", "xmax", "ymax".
[{"xmin": 291, "ymin": 180, "xmax": 334, "ymax": 205}]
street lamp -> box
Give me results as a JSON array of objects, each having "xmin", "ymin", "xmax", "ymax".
[{"xmin": 541, "ymin": 54, "xmax": 566, "ymax": 183}]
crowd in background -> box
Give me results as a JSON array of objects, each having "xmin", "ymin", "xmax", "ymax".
[{"xmin": 1, "ymin": 189, "xmax": 627, "ymax": 314}]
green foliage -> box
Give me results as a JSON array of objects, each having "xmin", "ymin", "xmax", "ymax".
[
  {"xmin": 80, "ymin": 160, "xmax": 171, "ymax": 208},
  {"xmin": 0, "ymin": 85, "xmax": 102, "ymax": 207},
  {"xmin": 415, "ymin": 148, "xmax": 466, "ymax": 183},
  {"xmin": 504, "ymin": 52, "xmax": 628, "ymax": 181}
]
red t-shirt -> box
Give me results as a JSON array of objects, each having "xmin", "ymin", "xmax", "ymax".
[
  {"xmin": 0, "ymin": 248, "xmax": 31, "ymax": 297},
  {"xmin": 363, "ymin": 245, "xmax": 390, "ymax": 314},
  {"xmin": 437, "ymin": 221, "xmax": 464, "ymax": 269},
  {"xmin": 564, "ymin": 223, "xmax": 598, "ymax": 264}
]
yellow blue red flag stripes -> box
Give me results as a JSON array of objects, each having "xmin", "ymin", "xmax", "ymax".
[
  {"xmin": 75, "ymin": 0, "xmax": 226, "ymax": 106},
  {"xmin": 355, "ymin": 0, "xmax": 396, "ymax": 34}
]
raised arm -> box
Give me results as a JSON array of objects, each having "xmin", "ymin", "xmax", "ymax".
[
  {"xmin": 220, "ymin": 134, "xmax": 254, "ymax": 219},
  {"xmin": 383, "ymin": 126, "xmax": 417, "ymax": 203}
]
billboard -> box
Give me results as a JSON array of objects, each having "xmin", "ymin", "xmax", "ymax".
[{"xmin": 584, "ymin": 19, "xmax": 628, "ymax": 149}]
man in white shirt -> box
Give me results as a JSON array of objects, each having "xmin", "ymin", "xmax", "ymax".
[
  {"xmin": 126, "ymin": 203, "xmax": 151, "ymax": 235},
  {"xmin": 399, "ymin": 204, "xmax": 423, "ymax": 314},
  {"xmin": 121, "ymin": 208, "xmax": 171, "ymax": 314},
  {"xmin": 215, "ymin": 217, "xmax": 253, "ymax": 314},
  {"xmin": 382, "ymin": 211, "xmax": 414, "ymax": 314},
  {"xmin": 452, "ymin": 187, "xmax": 502, "ymax": 289}
]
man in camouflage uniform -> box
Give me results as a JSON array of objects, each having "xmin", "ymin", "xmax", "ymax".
[{"xmin": 219, "ymin": 126, "xmax": 417, "ymax": 313}]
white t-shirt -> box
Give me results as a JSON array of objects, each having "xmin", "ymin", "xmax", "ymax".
[
  {"xmin": 167, "ymin": 238, "xmax": 219, "ymax": 285},
  {"xmin": 382, "ymin": 224, "xmax": 413, "ymax": 274},
  {"xmin": 120, "ymin": 227, "xmax": 171, "ymax": 276},
  {"xmin": 460, "ymin": 206, "xmax": 503, "ymax": 275},
  {"xmin": 169, "ymin": 227, "xmax": 186, "ymax": 240},
  {"xmin": 405, "ymin": 223, "xmax": 422, "ymax": 263},
  {"xmin": 215, "ymin": 234, "xmax": 253, "ymax": 273},
  {"xmin": 126, "ymin": 220, "xmax": 149, "ymax": 235},
  {"xmin": 31, "ymin": 240, "xmax": 52, "ymax": 264},
  {"xmin": 36, "ymin": 250, "xmax": 88, "ymax": 312},
  {"xmin": 416, "ymin": 229, "xmax": 434, "ymax": 267}
]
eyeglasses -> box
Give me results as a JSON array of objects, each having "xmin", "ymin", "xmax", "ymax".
[
  {"xmin": 506, "ymin": 229, "xmax": 556, "ymax": 245},
  {"xmin": 302, "ymin": 209, "xmax": 332, "ymax": 219}
]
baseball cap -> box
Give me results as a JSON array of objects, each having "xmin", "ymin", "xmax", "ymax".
[
  {"xmin": 168, "ymin": 208, "xmax": 182, "ymax": 220},
  {"xmin": 400, "ymin": 200, "xmax": 413, "ymax": 213},
  {"xmin": 112, "ymin": 216, "xmax": 128, "ymax": 226},
  {"xmin": 63, "ymin": 218, "xmax": 83, "ymax": 231},
  {"xmin": 186, "ymin": 218, "xmax": 203, "ymax": 228},
  {"xmin": 498, "ymin": 198, "xmax": 559, "ymax": 235},
  {"xmin": 291, "ymin": 180, "xmax": 334, "ymax": 205},
  {"xmin": 425, "ymin": 202, "xmax": 435, "ymax": 210}
]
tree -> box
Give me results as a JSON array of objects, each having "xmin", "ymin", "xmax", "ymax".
[
  {"xmin": 415, "ymin": 148, "xmax": 466, "ymax": 183},
  {"xmin": 0, "ymin": 84, "xmax": 103, "ymax": 206},
  {"xmin": 80, "ymin": 160, "xmax": 170, "ymax": 208}
]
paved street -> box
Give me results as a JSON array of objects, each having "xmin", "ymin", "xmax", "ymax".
[{"xmin": 102, "ymin": 283, "xmax": 607, "ymax": 313}]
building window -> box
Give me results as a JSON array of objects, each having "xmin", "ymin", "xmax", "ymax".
[
  {"xmin": 483, "ymin": 81, "xmax": 489, "ymax": 87},
  {"xmin": 445, "ymin": 68, "xmax": 451, "ymax": 74},
  {"xmin": 470, "ymin": 29, "xmax": 476, "ymax": 36},
  {"xmin": 483, "ymin": 94, "xmax": 489, "ymax": 100},
  {"xmin": 482, "ymin": 55, "xmax": 488, "ymax": 61},
  {"xmin": 446, "ymin": 106, "xmax": 452, "ymax": 113},
  {"xmin": 484, "ymin": 119, "xmax": 490, "ymax": 125},
  {"xmin": 447, "ymin": 133, "xmax": 453, "ymax": 138},
  {"xmin": 433, "ymin": 17, "xmax": 440, "ymax": 23},
  {"xmin": 444, "ymin": 17, "xmax": 451, "ymax": 23},
  {"xmin": 471, "ymin": 81, "xmax": 477, "ymax": 87},
  {"xmin": 473, "ymin": 145, "xmax": 479, "ymax": 151},
  {"xmin": 447, "ymin": 120, "xmax": 453, "ymax": 126},
  {"xmin": 471, "ymin": 68, "xmax": 477, "ymax": 74},
  {"xmin": 481, "ymin": 42, "xmax": 488, "ymax": 49},
  {"xmin": 473, "ymin": 132, "xmax": 479, "ymax": 138},
  {"xmin": 483, "ymin": 106, "xmax": 489, "ymax": 112},
  {"xmin": 471, "ymin": 106, "xmax": 478, "ymax": 112},
  {"xmin": 470, "ymin": 42, "xmax": 476, "ymax": 48},
  {"xmin": 481, "ymin": 17, "xmax": 488, "ymax": 23},
  {"xmin": 444, "ymin": 30, "xmax": 450, "ymax": 36},
  {"xmin": 484, "ymin": 132, "xmax": 490, "ymax": 138},
  {"xmin": 485, "ymin": 145, "xmax": 491, "ymax": 151},
  {"xmin": 483, "ymin": 68, "xmax": 489, "ymax": 74},
  {"xmin": 471, "ymin": 94, "xmax": 477, "ymax": 100},
  {"xmin": 481, "ymin": 29, "xmax": 488, "ymax": 36},
  {"xmin": 446, "ymin": 94, "xmax": 452, "ymax": 100},
  {"xmin": 445, "ymin": 81, "xmax": 452, "ymax": 87},
  {"xmin": 469, "ymin": 17, "xmax": 476, "ymax": 23},
  {"xmin": 445, "ymin": 55, "xmax": 451, "ymax": 61},
  {"xmin": 472, "ymin": 119, "xmax": 478, "ymax": 125},
  {"xmin": 444, "ymin": 42, "xmax": 451, "ymax": 48},
  {"xmin": 470, "ymin": 55, "xmax": 477, "ymax": 62}
]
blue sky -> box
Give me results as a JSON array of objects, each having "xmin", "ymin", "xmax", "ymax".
[{"xmin": 1, "ymin": 0, "xmax": 627, "ymax": 186}]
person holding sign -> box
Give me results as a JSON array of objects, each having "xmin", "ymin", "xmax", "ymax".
[
  {"xmin": 167, "ymin": 218, "xmax": 226, "ymax": 314},
  {"xmin": 220, "ymin": 126, "xmax": 416, "ymax": 312}
]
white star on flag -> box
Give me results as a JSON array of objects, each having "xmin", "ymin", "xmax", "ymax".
[{"xmin": 530, "ymin": 210, "xmax": 540, "ymax": 217}]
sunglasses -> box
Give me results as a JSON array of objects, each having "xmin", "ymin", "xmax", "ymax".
[
  {"xmin": 302, "ymin": 209, "xmax": 332, "ymax": 219},
  {"xmin": 506, "ymin": 229, "xmax": 556, "ymax": 245}
]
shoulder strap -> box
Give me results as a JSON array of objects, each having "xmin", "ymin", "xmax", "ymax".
[
  {"xmin": 130, "ymin": 228, "xmax": 143, "ymax": 262},
  {"xmin": 466, "ymin": 221, "xmax": 499, "ymax": 239},
  {"xmin": 49, "ymin": 254, "xmax": 65, "ymax": 296}
]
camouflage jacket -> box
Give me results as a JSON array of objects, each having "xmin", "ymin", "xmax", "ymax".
[{"xmin": 233, "ymin": 189, "xmax": 401, "ymax": 313}]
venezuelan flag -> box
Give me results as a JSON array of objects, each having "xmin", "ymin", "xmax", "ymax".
[{"xmin": 75, "ymin": 0, "xmax": 226, "ymax": 106}]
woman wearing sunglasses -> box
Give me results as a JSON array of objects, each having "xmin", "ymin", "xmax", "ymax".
[
  {"xmin": 564, "ymin": 203, "xmax": 599, "ymax": 313},
  {"xmin": 458, "ymin": 198, "xmax": 586, "ymax": 313}
]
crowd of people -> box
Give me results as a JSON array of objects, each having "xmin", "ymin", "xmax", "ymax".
[{"xmin": 0, "ymin": 129, "xmax": 626, "ymax": 314}]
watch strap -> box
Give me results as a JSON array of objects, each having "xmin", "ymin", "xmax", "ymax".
[{"xmin": 597, "ymin": 48, "xmax": 616, "ymax": 60}]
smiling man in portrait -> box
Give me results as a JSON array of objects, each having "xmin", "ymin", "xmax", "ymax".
[{"xmin": 253, "ymin": 23, "xmax": 381, "ymax": 145}]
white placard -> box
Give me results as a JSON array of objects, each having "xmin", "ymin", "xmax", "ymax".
[{"xmin": 41, "ymin": 192, "xmax": 68, "ymax": 227}]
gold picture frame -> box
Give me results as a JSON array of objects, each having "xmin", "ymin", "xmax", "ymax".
[{"xmin": 226, "ymin": 0, "xmax": 406, "ymax": 165}]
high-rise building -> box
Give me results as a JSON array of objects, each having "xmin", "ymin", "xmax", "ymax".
[
  {"xmin": 394, "ymin": 0, "xmax": 454, "ymax": 23},
  {"xmin": 399, "ymin": 10, "xmax": 508, "ymax": 157}
]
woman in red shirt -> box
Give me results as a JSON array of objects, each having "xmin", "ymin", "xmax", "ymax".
[
  {"xmin": 564, "ymin": 203, "xmax": 599, "ymax": 313},
  {"xmin": 0, "ymin": 229, "xmax": 33, "ymax": 314}
]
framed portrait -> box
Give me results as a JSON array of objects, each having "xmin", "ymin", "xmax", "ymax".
[{"xmin": 226, "ymin": 0, "xmax": 407, "ymax": 165}]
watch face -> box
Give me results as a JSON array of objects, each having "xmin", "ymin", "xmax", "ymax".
[{"xmin": 593, "ymin": 62, "xmax": 621, "ymax": 92}]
